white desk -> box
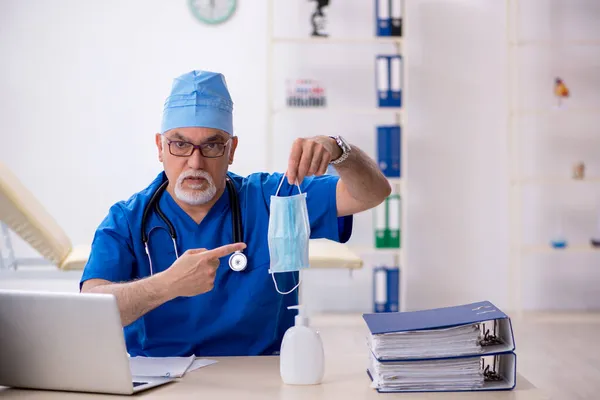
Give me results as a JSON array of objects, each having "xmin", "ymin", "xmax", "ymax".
[
  {"xmin": 0, "ymin": 313, "xmax": 549, "ymax": 399},
  {"xmin": 0, "ymin": 355, "xmax": 546, "ymax": 399}
]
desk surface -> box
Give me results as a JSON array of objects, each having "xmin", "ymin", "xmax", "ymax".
[{"xmin": 0, "ymin": 355, "xmax": 546, "ymax": 399}]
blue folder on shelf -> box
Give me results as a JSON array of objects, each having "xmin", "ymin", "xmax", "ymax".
[
  {"xmin": 363, "ymin": 301, "xmax": 516, "ymax": 392},
  {"xmin": 377, "ymin": 125, "xmax": 401, "ymax": 177},
  {"xmin": 375, "ymin": 0, "xmax": 391, "ymax": 36},
  {"xmin": 372, "ymin": 266, "xmax": 400, "ymax": 313},
  {"xmin": 375, "ymin": 55, "xmax": 402, "ymax": 108}
]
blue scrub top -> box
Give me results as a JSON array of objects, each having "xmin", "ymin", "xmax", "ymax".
[{"xmin": 80, "ymin": 171, "xmax": 353, "ymax": 357}]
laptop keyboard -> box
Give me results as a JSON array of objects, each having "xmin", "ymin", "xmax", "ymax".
[{"xmin": 133, "ymin": 381, "xmax": 148, "ymax": 387}]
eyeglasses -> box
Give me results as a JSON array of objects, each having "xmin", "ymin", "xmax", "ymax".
[{"xmin": 165, "ymin": 137, "xmax": 231, "ymax": 158}]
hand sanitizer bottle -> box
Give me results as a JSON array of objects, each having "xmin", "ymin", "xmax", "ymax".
[{"xmin": 279, "ymin": 305, "xmax": 324, "ymax": 385}]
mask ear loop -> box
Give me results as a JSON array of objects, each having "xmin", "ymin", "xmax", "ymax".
[
  {"xmin": 275, "ymin": 173, "xmax": 302, "ymax": 197},
  {"xmin": 271, "ymin": 272, "xmax": 302, "ymax": 295}
]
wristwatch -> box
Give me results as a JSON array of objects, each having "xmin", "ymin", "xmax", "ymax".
[{"xmin": 329, "ymin": 135, "xmax": 351, "ymax": 165}]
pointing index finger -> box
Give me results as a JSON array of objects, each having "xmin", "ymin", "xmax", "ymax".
[{"xmin": 203, "ymin": 243, "xmax": 247, "ymax": 259}]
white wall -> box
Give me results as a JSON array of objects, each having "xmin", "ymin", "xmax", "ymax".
[
  {"xmin": 402, "ymin": 0, "xmax": 510, "ymax": 310},
  {"xmin": 512, "ymin": 0, "xmax": 600, "ymax": 311},
  {"xmin": 0, "ymin": 0, "xmax": 268, "ymax": 291},
  {"xmin": 1, "ymin": 0, "xmax": 599, "ymax": 312},
  {"xmin": 0, "ymin": 0, "xmax": 268, "ymax": 249}
]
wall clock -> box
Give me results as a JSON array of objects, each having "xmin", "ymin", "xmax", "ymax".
[{"xmin": 188, "ymin": 0, "xmax": 237, "ymax": 25}]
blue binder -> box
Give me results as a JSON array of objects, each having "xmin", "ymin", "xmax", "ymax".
[
  {"xmin": 389, "ymin": 55, "xmax": 402, "ymax": 107},
  {"xmin": 372, "ymin": 266, "xmax": 400, "ymax": 313},
  {"xmin": 375, "ymin": 55, "xmax": 390, "ymax": 107},
  {"xmin": 389, "ymin": 125, "xmax": 401, "ymax": 177},
  {"xmin": 385, "ymin": 267, "xmax": 399, "ymax": 312},
  {"xmin": 376, "ymin": 126, "xmax": 390, "ymax": 175},
  {"xmin": 364, "ymin": 301, "xmax": 515, "ymax": 352},
  {"xmin": 367, "ymin": 352, "xmax": 517, "ymax": 393},
  {"xmin": 375, "ymin": 0, "xmax": 391, "ymax": 36},
  {"xmin": 375, "ymin": 55, "xmax": 402, "ymax": 108},
  {"xmin": 376, "ymin": 125, "xmax": 401, "ymax": 177},
  {"xmin": 390, "ymin": 0, "xmax": 402, "ymax": 37},
  {"xmin": 363, "ymin": 301, "xmax": 517, "ymax": 392},
  {"xmin": 372, "ymin": 266, "xmax": 387, "ymax": 313}
]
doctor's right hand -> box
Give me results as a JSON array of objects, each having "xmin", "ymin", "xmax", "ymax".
[{"xmin": 161, "ymin": 243, "xmax": 247, "ymax": 297}]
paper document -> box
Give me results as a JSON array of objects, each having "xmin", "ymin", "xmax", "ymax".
[
  {"xmin": 369, "ymin": 354, "xmax": 484, "ymax": 392},
  {"xmin": 370, "ymin": 323, "xmax": 483, "ymax": 360},
  {"xmin": 129, "ymin": 355, "xmax": 195, "ymax": 378},
  {"xmin": 186, "ymin": 358, "xmax": 218, "ymax": 373}
]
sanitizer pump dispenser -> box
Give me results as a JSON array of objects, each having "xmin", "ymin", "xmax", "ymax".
[{"xmin": 279, "ymin": 305, "xmax": 324, "ymax": 385}]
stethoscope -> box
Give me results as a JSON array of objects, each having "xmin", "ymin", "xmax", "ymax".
[{"xmin": 141, "ymin": 175, "xmax": 248, "ymax": 275}]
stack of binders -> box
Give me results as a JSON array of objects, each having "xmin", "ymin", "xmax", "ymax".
[{"xmin": 363, "ymin": 301, "xmax": 517, "ymax": 393}]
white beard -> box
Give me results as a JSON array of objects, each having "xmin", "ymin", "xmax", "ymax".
[{"xmin": 174, "ymin": 170, "xmax": 217, "ymax": 206}]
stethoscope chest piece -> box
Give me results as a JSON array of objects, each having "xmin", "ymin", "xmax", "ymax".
[{"xmin": 229, "ymin": 251, "xmax": 248, "ymax": 272}]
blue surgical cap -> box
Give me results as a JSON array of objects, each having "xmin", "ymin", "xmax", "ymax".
[{"xmin": 161, "ymin": 70, "xmax": 234, "ymax": 135}]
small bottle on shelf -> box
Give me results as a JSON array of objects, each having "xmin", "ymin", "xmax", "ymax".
[{"xmin": 550, "ymin": 212, "xmax": 567, "ymax": 249}]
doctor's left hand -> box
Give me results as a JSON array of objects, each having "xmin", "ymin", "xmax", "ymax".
[{"xmin": 287, "ymin": 136, "xmax": 342, "ymax": 185}]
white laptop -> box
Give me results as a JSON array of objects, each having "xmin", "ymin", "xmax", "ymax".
[{"xmin": 0, "ymin": 289, "xmax": 174, "ymax": 395}]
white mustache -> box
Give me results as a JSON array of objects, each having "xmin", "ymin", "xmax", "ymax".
[
  {"xmin": 177, "ymin": 170, "xmax": 212, "ymax": 186},
  {"xmin": 174, "ymin": 170, "xmax": 217, "ymax": 206}
]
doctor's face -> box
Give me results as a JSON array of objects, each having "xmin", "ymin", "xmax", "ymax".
[{"xmin": 156, "ymin": 127, "xmax": 238, "ymax": 206}]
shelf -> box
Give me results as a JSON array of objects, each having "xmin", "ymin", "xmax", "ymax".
[
  {"xmin": 272, "ymin": 107, "xmax": 403, "ymax": 116},
  {"xmin": 522, "ymin": 244, "xmax": 600, "ymax": 254},
  {"xmin": 510, "ymin": 108, "xmax": 600, "ymax": 117},
  {"xmin": 510, "ymin": 40, "xmax": 600, "ymax": 47},
  {"xmin": 272, "ymin": 37, "xmax": 403, "ymax": 45},
  {"xmin": 349, "ymin": 246, "xmax": 402, "ymax": 257},
  {"xmin": 512, "ymin": 177, "xmax": 600, "ymax": 185}
]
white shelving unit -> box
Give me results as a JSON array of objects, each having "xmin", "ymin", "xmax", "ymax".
[
  {"xmin": 266, "ymin": 1, "xmax": 408, "ymax": 312},
  {"xmin": 507, "ymin": 0, "xmax": 600, "ymax": 316}
]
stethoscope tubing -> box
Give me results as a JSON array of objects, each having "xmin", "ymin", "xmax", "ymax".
[{"xmin": 141, "ymin": 175, "xmax": 247, "ymax": 274}]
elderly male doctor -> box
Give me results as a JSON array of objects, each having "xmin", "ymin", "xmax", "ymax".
[{"xmin": 81, "ymin": 70, "xmax": 391, "ymax": 357}]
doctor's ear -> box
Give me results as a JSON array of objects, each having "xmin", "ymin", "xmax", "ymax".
[
  {"xmin": 155, "ymin": 133, "xmax": 164, "ymax": 162},
  {"xmin": 228, "ymin": 136, "xmax": 238, "ymax": 165}
]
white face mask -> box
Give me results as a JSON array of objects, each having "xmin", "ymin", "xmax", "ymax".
[
  {"xmin": 174, "ymin": 169, "xmax": 217, "ymax": 206},
  {"xmin": 267, "ymin": 175, "xmax": 311, "ymax": 295}
]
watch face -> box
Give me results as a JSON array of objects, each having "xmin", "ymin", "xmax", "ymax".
[
  {"xmin": 337, "ymin": 136, "xmax": 349, "ymax": 151},
  {"xmin": 188, "ymin": 0, "xmax": 237, "ymax": 25}
]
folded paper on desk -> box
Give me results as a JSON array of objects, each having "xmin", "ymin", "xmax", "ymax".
[
  {"xmin": 187, "ymin": 358, "xmax": 218, "ymax": 373},
  {"xmin": 362, "ymin": 300, "xmax": 516, "ymax": 392},
  {"xmin": 129, "ymin": 355, "xmax": 212, "ymax": 378}
]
